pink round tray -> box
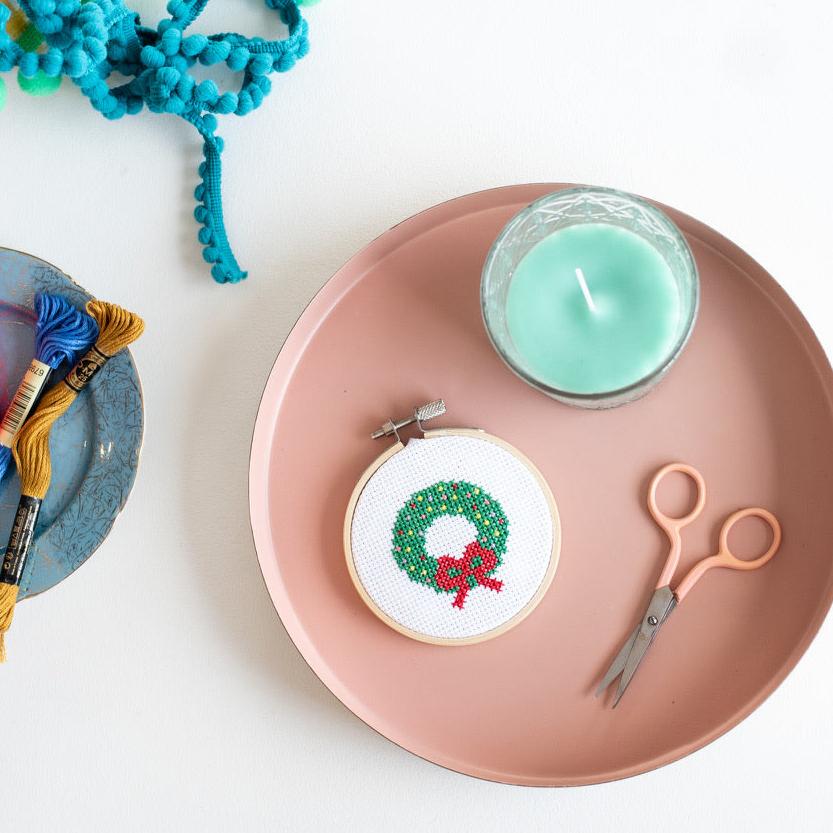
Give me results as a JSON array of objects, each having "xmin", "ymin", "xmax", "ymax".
[{"xmin": 249, "ymin": 184, "xmax": 833, "ymax": 786}]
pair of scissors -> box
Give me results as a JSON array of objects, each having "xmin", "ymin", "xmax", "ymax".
[{"xmin": 597, "ymin": 462, "xmax": 782, "ymax": 708}]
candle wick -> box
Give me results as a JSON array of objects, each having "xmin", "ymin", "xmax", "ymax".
[{"xmin": 574, "ymin": 268, "xmax": 598, "ymax": 313}]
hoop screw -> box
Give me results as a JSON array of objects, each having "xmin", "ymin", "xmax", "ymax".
[{"xmin": 371, "ymin": 400, "xmax": 446, "ymax": 440}]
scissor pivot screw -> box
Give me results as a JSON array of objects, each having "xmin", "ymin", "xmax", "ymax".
[{"xmin": 647, "ymin": 615, "xmax": 658, "ymax": 626}]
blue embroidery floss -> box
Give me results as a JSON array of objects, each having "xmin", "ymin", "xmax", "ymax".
[
  {"xmin": 0, "ymin": 293, "xmax": 99, "ymax": 480},
  {"xmin": 0, "ymin": 1, "xmax": 311, "ymax": 284}
]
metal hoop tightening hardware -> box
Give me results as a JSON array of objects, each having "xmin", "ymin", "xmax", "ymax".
[{"xmin": 371, "ymin": 400, "xmax": 446, "ymax": 440}]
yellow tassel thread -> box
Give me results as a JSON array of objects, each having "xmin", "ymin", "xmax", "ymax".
[
  {"xmin": 0, "ymin": 300, "xmax": 144, "ymax": 661},
  {"xmin": 0, "ymin": 583, "xmax": 17, "ymax": 662}
]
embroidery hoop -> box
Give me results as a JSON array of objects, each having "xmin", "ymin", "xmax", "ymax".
[{"xmin": 344, "ymin": 426, "xmax": 561, "ymax": 646}]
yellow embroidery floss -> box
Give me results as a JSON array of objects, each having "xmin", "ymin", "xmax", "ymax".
[{"xmin": 0, "ymin": 300, "xmax": 144, "ymax": 661}]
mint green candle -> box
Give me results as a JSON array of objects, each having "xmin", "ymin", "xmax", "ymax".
[
  {"xmin": 482, "ymin": 187, "xmax": 699, "ymax": 408},
  {"xmin": 505, "ymin": 224, "xmax": 680, "ymax": 394}
]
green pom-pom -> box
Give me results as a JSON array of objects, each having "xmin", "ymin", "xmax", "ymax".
[
  {"xmin": 298, "ymin": 0, "xmax": 322, "ymax": 6},
  {"xmin": 0, "ymin": 77, "xmax": 6, "ymax": 113},
  {"xmin": 18, "ymin": 71, "xmax": 62, "ymax": 97}
]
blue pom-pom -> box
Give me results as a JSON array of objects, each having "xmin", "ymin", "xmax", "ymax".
[
  {"xmin": 249, "ymin": 86, "xmax": 264, "ymax": 108},
  {"xmin": 214, "ymin": 92, "xmax": 237, "ymax": 114},
  {"xmin": 41, "ymin": 49, "xmax": 64, "ymax": 77},
  {"xmin": 18, "ymin": 53, "xmax": 39, "ymax": 78},
  {"xmin": 195, "ymin": 79, "xmax": 218, "ymax": 103},
  {"xmin": 140, "ymin": 45, "xmax": 166, "ymax": 69},
  {"xmin": 254, "ymin": 75, "xmax": 271, "ymax": 95},
  {"xmin": 64, "ymin": 48, "xmax": 90, "ymax": 77},
  {"xmin": 30, "ymin": 0, "xmax": 56, "ymax": 17},
  {"xmin": 83, "ymin": 35, "xmax": 106, "ymax": 63},
  {"xmin": 200, "ymin": 41, "xmax": 230, "ymax": 66},
  {"xmin": 175, "ymin": 73, "xmax": 194, "ymax": 98},
  {"xmin": 249, "ymin": 54, "xmax": 272, "ymax": 76},
  {"xmin": 181, "ymin": 34, "xmax": 208, "ymax": 57},
  {"xmin": 157, "ymin": 66, "xmax": 180, "ymax": 89},
  {"xmin": 275, "ymin": 53, "xmax": 296, "ymax": 72},
  {"xmin": 235, "ymin": 91, "xmax": 253, "ymax": 115},
  {"xmin": 227, "ymin": 47, "xmax": 249, "ymax": 72},
  {"xmin": 160, "ymin": 28, "xmax": 181, "ymax": 57},
  {"xmin": 211, "ymin": 263, "xmax": 241, "ymax": 284}
]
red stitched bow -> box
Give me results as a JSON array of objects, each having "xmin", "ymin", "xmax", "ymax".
[{"xmin": 434, "ymin": 542, "xmax": 503, "ymax": 610}]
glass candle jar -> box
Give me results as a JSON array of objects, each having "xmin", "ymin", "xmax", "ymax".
[{"xmin": 481, "ymin": 186, "xmax": 699, "ymax": 409}]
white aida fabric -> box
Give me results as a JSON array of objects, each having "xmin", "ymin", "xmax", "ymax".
[{"xmin": 350, "ymin": 434, "xmax": 555, "ymax": 642}]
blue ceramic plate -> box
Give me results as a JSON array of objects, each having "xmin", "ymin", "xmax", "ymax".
[{"xmin": 0, "ymin": 248, "xmax": 143, "ymax": 598}]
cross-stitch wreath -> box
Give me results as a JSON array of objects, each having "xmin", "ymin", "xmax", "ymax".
[
  {"xmin": 349, "ymin": 434, "xmax": 558, "ymax": 643},
  {"xmin": 0, "ymin": 0, "xmax": 314, "ymax": 284},
  {"xmin": 392, "ymin": 480, "xmax": 508, "ymax": 610}
]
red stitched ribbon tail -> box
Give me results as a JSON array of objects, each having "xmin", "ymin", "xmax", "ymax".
[{"xmin": 434, "ymin": 542, "xmax": 503, "ymax": 610}]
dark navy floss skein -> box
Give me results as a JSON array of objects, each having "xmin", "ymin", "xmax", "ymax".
[{"xmin": 0, "ymin": 293, "xmax": 99, "ymax": 479}]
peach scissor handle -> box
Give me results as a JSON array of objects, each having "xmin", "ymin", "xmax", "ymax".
[
  {"xmin": 648, "ymin": 463, "xmax": 707, "ymax": 589},
  {"xmin": 674, "ymin": 507, "xmax": 782, "ymax": 601}
]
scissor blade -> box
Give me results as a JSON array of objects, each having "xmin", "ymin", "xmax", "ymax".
[
  {"xmin": 595, "ymin": 624, "xmax": 640, "ymax": 697},
  {"xmin": 612, "ymin": 586, "xmax": 677, "ymax": 708}
]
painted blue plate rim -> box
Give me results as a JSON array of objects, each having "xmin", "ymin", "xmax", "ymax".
[{"xmin": 0, "ymin": 247, "xmax": 144, "ymax": 600}]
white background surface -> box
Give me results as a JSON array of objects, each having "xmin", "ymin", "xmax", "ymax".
[{"xmin": 2, "ymin": 1, "xmax": 832, "ymax": 829}]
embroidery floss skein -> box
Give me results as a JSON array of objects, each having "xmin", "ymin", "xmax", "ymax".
[
  {"xmin": 0, "ymin": 293, "xmax": 99, "ymax": 481},
  {"xmin": 0, "ymin": 0, "xmax": 312, "ymax": 284},
  {"xmin": 0, "ymin": 299, "xmax": 144, "ymax": 661}
]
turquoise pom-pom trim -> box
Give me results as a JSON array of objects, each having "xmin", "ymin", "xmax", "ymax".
[{"xmin": 0, "ymin": 0, "xmax": 311, "ymax": 284}]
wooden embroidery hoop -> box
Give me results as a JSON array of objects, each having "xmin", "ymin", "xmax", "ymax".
[{"xmin": 343, "ymin": 425, "xmax": 561, "ymax": 646}]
